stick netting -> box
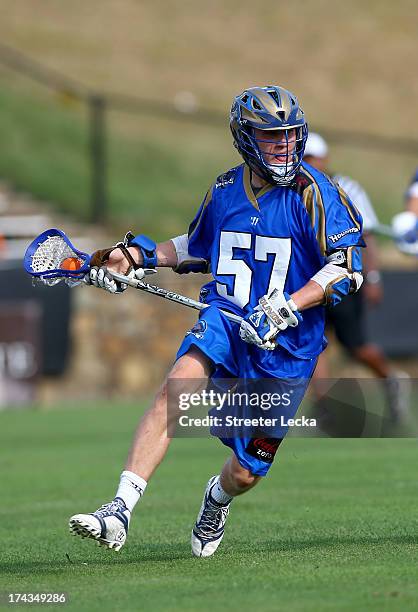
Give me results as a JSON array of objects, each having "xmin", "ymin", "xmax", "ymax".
[{"xmin": 30, "ymin": 235, "xmax": 79, "ymax": 274}]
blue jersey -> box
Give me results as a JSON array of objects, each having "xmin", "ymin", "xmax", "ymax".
[{"xmin": 187, "ymin": 162, "xmax": 364, "ymax": 359}]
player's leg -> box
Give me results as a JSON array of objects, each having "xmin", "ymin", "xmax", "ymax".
[
  {"xmin": 191, "ymin": 343, "xmax": 317, "ymax": 558},
  {"xmin": 69, "ymin": 346, "xmax": 211, "ymax": 550},
  {"xmin": 191, "ymin": 453, "xmax": 264, "ymax": 558},
  {"xmin": 351, "ymin": 344, "xmax": 410, "ymax": 422},
  {"xmin": 352, "ymin": 343, "xmax": 390, "ymax": 377},
  {"xmin": 190, "ymin": 387, "xmax": 286, "ymax": 558},
  {"xmin": 330, "ymin": 293, "xmax": 409, "ymax": 422},
  {"xmin": 124, "ymin": 346, "xmax": 212, "ymax": 480},
  {"xmin": 220, "ymin": 453, "xmax": 261, "ymax": 495}
]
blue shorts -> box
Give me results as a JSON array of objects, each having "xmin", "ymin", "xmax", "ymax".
[{"xmin": 176, "ymin": 306, "xmax": 317, "ymax": 476}]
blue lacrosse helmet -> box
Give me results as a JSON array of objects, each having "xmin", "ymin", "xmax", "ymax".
[{"xmin": 230, "ymin": 85, "xmax": 308, "ymax": 186}]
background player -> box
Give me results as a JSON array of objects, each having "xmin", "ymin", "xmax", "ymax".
[
  {"xmin": 405, "ymin": 167, "xmax": 418, "ymax": 215},
  {"xmin": 304, "ymin": 133, "xmax": 409, "ymax": 422},
  {"xmin": 69, "ymin": 86, "xmax": 364, "ymax": 558}
]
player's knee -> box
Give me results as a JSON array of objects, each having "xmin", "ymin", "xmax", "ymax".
[
  {"xmin": 353, "ymin": 343, "xmax": 382, "ymax": 362},
  {"xmin": 149, "ymin": 380, "xmax": 173, "ymax": 422},
  {"xmin": 153, "ymin": 351, "xmax": 211, "ymax": 417},
  {"xmin": 230, "ymin": 466, "xmax": 260, "ymax": 491},
  {"xmin": 153, "ymin": 376, "xmax": 194, "ymax": 422},
  {"xmin": 154, "ymin": 382, "xmax": 168, "ymax": 409},
  {"xmin": 171, "ymin": 347, "xmax": 212, "ymax": 379}
]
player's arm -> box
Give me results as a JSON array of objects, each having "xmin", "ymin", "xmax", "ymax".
[
  {"xmin": 290, "ymin": 280, "xmax": 325, "ymax": 311},
  {"xmin": 86, "ymin": 235, "xmax": 178, "ymax": 293},
  {"xmin": 95, "ymin": 239, "xmax": 178, "ymax": 278},
  {"xmin": 305, "ymin": 178, "xmax": 365, "ymax": 308},
  {"xmin": 113, "ymin": 178, "xmax": 215, "ymax": 274},
  {"xmin": 240, "ymin": 246, "xmax": 363, "ymax": 351},
  {"xmin": 290, "ymin": 242, "xmax": 364, "ymax": 311},
  {"xmin": 89, "ymin": 180, "xmax": 215, "ymax": 292},
  {"xmin": 109, "ymin": 235, "xmax": 210, "ymax": 274},
  {"xmin": 307, "ymin": 245, "xmax": 364, "ymax": 308},
  {"xmin": 169, "ymin": 234, "xmax": 210, "ymax": 274}
]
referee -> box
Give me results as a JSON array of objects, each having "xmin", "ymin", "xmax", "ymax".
[{"xmin": 304, "ymin": 133, "xmax": 408, "ymax": 423}]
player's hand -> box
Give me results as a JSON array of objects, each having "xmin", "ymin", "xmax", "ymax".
[
  {"xmin": 239, "ymin": 289, "xmax": 302, "ymax": 351},
  {"xmin": 85, "ymin": 265, "xmax": 146, "ymax": 294},
  {"xmin": 90, "ymin": 246, "xmax": 142, "ymax": 275},
  {"xmin": 85, "ymin": 245, "xmax": 146, "ymax": 294}
]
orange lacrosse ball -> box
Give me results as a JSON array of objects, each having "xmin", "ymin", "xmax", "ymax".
[{"xmin": 60, "ymin": 257, "xmax": 82, "ymax": 271}]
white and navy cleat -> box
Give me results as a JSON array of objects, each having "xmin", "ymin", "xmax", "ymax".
[
  {"xmin": 69, "ymin": 497, "xmax": 130, "ymax": 551},
  {"xmin": 191, "ymin": 476, "xmax": 231, "ymax": 558}
]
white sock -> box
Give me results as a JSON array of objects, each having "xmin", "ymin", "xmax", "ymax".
[
  {"xmin": 115, "ymin": 470, "xmax": 147, "ymax": 512},
  {"xmin": 210, "ymin": 476, "xmax": 233, "ymax": 505}
]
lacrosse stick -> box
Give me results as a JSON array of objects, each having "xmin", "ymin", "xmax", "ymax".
[{"xmin": 24, "ymin": 228, "xmax": 243, "ymax": 324}]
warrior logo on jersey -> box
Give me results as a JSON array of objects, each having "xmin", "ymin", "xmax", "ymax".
[{"xmin": 186, "ymin": 320, "xmax": 208, "ymax": 339}]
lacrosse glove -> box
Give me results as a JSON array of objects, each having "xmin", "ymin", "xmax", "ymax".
[
  {"xmin": 86, "ymin": 232, "xmax": 157, "ymax": 294},
  {"xmin": 239, "ymin": 289, "xmax": 302, "ymax": 351}
]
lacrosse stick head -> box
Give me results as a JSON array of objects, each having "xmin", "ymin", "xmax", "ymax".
[{"xmin": 24, "ymin": 228, "xmax": 91, "ymax": 286}]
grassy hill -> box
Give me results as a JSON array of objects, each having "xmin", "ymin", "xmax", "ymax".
[{"xmin": 0, "ymin": 0, "xmax": 417, "ymax": 237}]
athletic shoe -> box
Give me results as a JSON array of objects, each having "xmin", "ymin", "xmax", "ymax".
[
  {"xmin": 385, "ymin": 371, "xmax": 411, "ymax": 424},
  {"xmin": 191, "ymin": 476, "xmax": 231, "ymax": 558},
  {"xmin": 69, "ymin": 497, "xmax": 130, "ymax": 551}
]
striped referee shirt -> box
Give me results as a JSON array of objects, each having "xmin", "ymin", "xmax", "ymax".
[{"xmin": 333, "ymin": 174, "xmax": 378, "ymax": 232}]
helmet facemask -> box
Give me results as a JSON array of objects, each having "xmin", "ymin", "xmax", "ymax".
[
  {"xmin": 230, "ymin": 86, "xmax": 308, "ymax": 186},
  {"xmin": 253, "ymin": 126, "xmax": 307, "ymax": 185}
]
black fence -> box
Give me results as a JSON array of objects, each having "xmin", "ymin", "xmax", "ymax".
[{"xmin": 0, "ymin": 43, "xmax": 418, "ymax": 225}]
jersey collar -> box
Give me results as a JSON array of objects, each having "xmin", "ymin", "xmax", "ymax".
[{"xmin": 243, "ymin": 164, "xmax": 275, "ymax": 211}]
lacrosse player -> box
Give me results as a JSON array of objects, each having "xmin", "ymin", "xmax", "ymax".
[
  {"xmin": 304, "ymin": 133, "xmax": 409, "ymax": 422},
  {"xmin": 69, "ymin": 86, "xmax": 364, "ymax": 557}
]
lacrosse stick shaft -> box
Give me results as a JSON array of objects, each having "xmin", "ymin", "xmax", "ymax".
[
  {"xmin": 371, "ymin": 223, "xmax": 396, "ymax": 238},
  {"xmin": 370, "ymin": 223, "xmax": 418, "ymax": 255},
  {"xmin": 111, "ymin": 271, "xmax": 243, "ymax": 324}
]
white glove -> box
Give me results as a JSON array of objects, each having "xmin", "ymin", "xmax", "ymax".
[
  {"xmin": 85, "ymin": 266, "xmax": 146, "ymax": 294},
  {"xmin": 392, "ymin": 211, "xmax": 418, "ymax": 256},
  {"xmin": 239, "ymin": 289, "xmax": 301, "ymax": 351}
]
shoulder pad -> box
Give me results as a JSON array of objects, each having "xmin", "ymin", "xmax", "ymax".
[
  {"xmin": 288, "ymin": 170, "xmax": 312, "ymax": 196},
  {"xmin": 215, "ymin": 167, "xmax": 239, "ymax": 190}
]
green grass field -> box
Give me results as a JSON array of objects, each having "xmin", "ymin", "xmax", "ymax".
[{"xmin": 1, "ymin": 403, "xmax": 418, "ymax": 611}]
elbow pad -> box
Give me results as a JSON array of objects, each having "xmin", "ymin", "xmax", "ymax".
[
  {"xmin": 311, "ymin": 246, "xmax": 363, "ymax": 307},
  {"xmin": 170, "ymin": 234, "xmax": 211, "ymax": 274}
]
